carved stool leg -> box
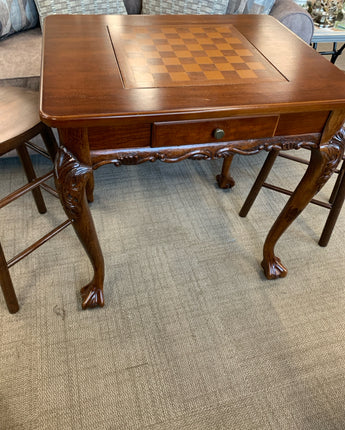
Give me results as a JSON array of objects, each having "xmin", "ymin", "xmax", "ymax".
[
  {"xmin": 54, "ymin": 147, "xmax": 105, "ymax": 309},
  {"xmin": 216, "ymin": 155, "xmax": 236, "ymax": 189},
  {"xmin": 262, "ymin": 132, "xmax": 345, "ymax": 279}
]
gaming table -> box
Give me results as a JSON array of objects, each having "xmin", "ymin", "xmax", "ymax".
[{"xmin": 40, "ymin": 14, "xmax": 345, "ymax": 309}]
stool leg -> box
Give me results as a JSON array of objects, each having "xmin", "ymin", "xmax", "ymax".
[
  {"xmin": 0, "ymin": 243, "xmax": 19, "ymax": 313},
  {"xmin": 329, "ymin": 159, "xmax": 345, "ymax": 205},
  {"xmin": 239, "ymin": 149, "xmax": 280, "ymax": 217},
  {"xmin": 319, "ymin": 167, "xmax": 345, "ymax": 247},
  {"xmin": 40, "ymin": 123, "xmax": 59, "ymax": 161},
  {"xmin": 16, "ymin": 144, "xmax": 47, "ymax": 214}
]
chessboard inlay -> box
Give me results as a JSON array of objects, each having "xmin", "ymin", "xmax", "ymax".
[{"xmin": 108, "ymin": 24, "xmax": 286, "ymax": 89}]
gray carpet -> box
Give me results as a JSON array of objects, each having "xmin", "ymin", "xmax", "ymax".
[{"xmin": 1, "ymin": 147, "xmax": 345, "ymax": 429}]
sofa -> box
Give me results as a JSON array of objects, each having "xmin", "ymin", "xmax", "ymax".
[{"xmin": 0, "ymin": 0, "xmax": 314, "ymax": 92}]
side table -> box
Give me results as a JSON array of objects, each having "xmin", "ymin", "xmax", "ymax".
[{"xmin": 40, "ymin": 14, "xmax": 345, "ymax": 310}]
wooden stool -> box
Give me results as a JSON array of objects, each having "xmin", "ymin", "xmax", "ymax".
[
  {"xmin": 0, "ymin": 86, "xmax": 71, "ymax": 314},
  {"xmin": 239, "ymin": 149, "xmax": 345, "ymax": 247}
]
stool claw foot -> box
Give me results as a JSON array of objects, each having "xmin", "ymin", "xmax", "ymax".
[
  {"xmin": 261, "ymin": 256, "xmax": 287, "ymax": 280},
  {"xmin": 216, "ymin": 173, "xmax": 235, "ymax": 189},
  {"xmin": 80, "ymin": 282, "xmax": 104, "ymax": 309}
]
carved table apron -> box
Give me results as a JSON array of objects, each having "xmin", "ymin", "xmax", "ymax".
[{"xmin": 40, "ymin": 14, "xmax": 345, "ymax": 309}]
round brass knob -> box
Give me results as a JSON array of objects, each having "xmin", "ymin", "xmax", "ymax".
[{"xmin": 213, "ymin": 128, "xmax": 225, "ymax": 139}]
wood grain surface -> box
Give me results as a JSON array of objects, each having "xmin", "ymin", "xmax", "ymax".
[
  {"xmin": 40, "ymin": 14, "xmax": 345, "ymax": 128},
  {"xmin": 110, "ymin": 23, "xmax": 285, "ymax": 88},
  {"xmin": 39, "ymin": 14, "xmax": 345, "ymax": 309}
]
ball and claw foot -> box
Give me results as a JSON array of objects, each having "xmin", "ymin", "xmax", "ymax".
[
  {"xmin": 80, "ymin": 282, "xmax": 104, "ymax": 309},
  {"xmin": 216, "ymin": 174, "xmax": 235, "ymax": 189},
  {"xmin": 261, "ymin": 256, "xmax": 287, "ymax": 279}
]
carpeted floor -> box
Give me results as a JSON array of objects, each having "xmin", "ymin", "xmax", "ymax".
[
  {"xmin": 1, "ymin": 146, "xmax": 345, "ymax": 429},
  {"xmin": 1, "ymin": 43, "xmax": 345, "ymax": 430}
]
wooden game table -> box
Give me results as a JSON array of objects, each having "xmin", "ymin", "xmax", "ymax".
[{"xmin": 40, "ymin": 14, "xmax": 345, "ymax": 309}]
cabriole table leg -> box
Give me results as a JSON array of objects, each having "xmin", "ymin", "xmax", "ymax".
[
  {"xmin": 262, "ymin": 128, "xmax": 345, "ymax": 279},
  {"xmin": 217, "ymin": 155, "xmax": 236, "ymax": 189},
  {"xmin": 54, "ymin": 146, "xmax": 105, "ymax": 309}
]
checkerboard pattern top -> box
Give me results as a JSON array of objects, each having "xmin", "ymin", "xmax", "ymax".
[{"xmin": 109, "ymin": 24, "xmax": 285, "ymax": 89}]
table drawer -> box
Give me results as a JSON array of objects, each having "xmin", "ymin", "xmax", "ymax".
[
  {"xmin": 88, "ymin": 124, "xmax": 151, "ymax": 149},
  {"xmin": 152, "ymin": 116, "xmax": 279, "ymax": 147}
]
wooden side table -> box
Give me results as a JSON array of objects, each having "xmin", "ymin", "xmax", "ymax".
[{"xmin": 40, "ymin": 14, "xmax": 345, "ymax": 310}]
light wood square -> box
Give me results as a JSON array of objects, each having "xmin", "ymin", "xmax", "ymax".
[
  {"xmin": 178, "ymin": 51, "xmax": 193, "ymax": 58},
  {"xmin": 156, "ymin": 44, "xmax": 174, "ymax": 52},
  {"xmin": 170, "ymin": 72, "xmax": 190, "ymax": 81},
  {"xmin": 204, "ymin": 71, "xmax": 225, "ymax": 80},
  {"xmin": 236, "ymin": 69, "xmax": 257, "ymax": 78},
  {"xmin": 235, "ymin": 49, "xmax": 253, "ymax": 57},
  {"xmin": 205, "ymin": 50, "xmax": 223, "ymax": 57},
  {"xmin": 195, "ymin": 57, "xmax": 213, "ymax": 64},
  {"xmin": 227, "ymin": 56, "xmax": 245, "ymax": 64},
  {"xmin": 163, "ymin": 57, "xmax": 182, "ymax": 65},
  {"xmin": 216, "ymin": 63, "xmax": 235, "ymax": 71},
  {"xmin": 149, "ymin": 65, "xmax": 168, "ymax": 73},
  {"xmin": 247, "ymin": 62, "xmax": 266, "ymax": 70},
  {"xmin": 183, "ymin": 63, "xmax": 202, "ymax": 72}
]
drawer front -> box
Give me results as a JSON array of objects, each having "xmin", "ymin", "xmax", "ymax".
[
  {"xmin": 88, "ymin": 124, "xmax": 151, "ymax": 150},
  {"xmin": 275, "ymin": 111, "xmax": 330, "ymax": 136},
  {"xmin": 152, "ymin": 116, "xmax": 279, "ymax": 148}
]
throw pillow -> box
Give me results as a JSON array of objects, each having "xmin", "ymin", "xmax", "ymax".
[
  {"xmin": 227, "ymin": 0, "xmax": 275, "ymax": 15},
  {"xmin": 142, "ymin": 0, "xmax": 229, "ymax": 15},
  {"xmin": 0, "ymin": 0, "xmax": 38, "ymax": 39},
  {"xmin": 33, "ymin": 0, "xmax": 127, "ymax": 27}
]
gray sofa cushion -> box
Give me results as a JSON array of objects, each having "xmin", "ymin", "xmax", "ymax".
[
  {"xmin": 227, "ymin": 0, "xmax": 275, "ymax": 14},
  {"xmin": 142, "ymin": 0, "xmax": 229, "ymax": 15},
  {"xmin": 0, "ymin": 0, "xmax": 38, "ymax": 38},
  {"xmin": 0, "ymin": 27, "xmax": 41, "ymax": 89},
  {"xmin": 33, "ymin": 0, "xmax": 127, "ymax": 26}
]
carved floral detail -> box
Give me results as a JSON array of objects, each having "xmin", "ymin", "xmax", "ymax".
[
  {"xmin": 93, "ymin": 134, "xmax": 321, "ymax": 169},
  {"xmin": 316, "ymin": 126, "xmax": 345, "ymax": 191},
  {"xmin": 54, "ymin": 146, "xmax": 93, "ymax": 220}
]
